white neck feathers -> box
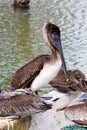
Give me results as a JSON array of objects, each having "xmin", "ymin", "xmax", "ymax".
[{"xmin": 31, "ymin": 56, "xmax": 62, "ymax": 91}]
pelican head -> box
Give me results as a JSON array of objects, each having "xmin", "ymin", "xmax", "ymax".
[
  {"xmin": 13, "ymin": 0, "xmax": 30, "ymax": 8},
  {"xmin": 43, "ymin": 22, "xmax": 68, "ymax": 80}
]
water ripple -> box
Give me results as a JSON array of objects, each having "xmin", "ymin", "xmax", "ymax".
[{"xmin": 0, "ymin": 0, "xmax": 87, "ymax": 89}]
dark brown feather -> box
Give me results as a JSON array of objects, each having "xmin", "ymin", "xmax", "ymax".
[
  {"xmin": 65, "ymin": 99, "xmax": 87, "ymax": 125},
  {"xmin": 0, "ymin": 89, "xmax": 52, "ymax": 117},
  {"xmin": 11, "ymin": 55, "xmax": 49, "ymax": 90},
  {"xmin": 50, "ymin": 69, "xmax": 87, "ymax": 92}
]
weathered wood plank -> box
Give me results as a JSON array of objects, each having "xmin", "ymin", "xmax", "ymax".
[{"xmin": 0, "ymin": 116, "xmax": 31, "ymax": 130}]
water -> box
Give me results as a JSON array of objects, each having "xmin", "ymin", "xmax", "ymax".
[{"xmin": 0, "ymin": 0, "xmax": 87, "ymax": 90}]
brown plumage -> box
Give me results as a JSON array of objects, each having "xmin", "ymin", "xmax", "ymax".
[
  {"xmin": 50, "ymin": 69, "xmax": 87, "ymax": 92},
  {"xmin": 65, "ymin": 93, "xmax": 87, "ymax": 125},
  {"xmin": 10, "ymin": 22, "xmax": 68, "ymax": 91},
  {"xmin": 0, "ymin": 88, "xmax": 52, "ymax": 117},
  {"xmin": 11, "ymin": 55, "xmax": 49, "ymax": 90},
  {"xmin": 13, "ymin": 0, "xmax": 30, "ymax": 8}
]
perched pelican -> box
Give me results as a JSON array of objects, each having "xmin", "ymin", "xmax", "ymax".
[
  {"xmin": 10, "ymin": 22, "xmax": 68, "ymax": 91},
  {"xmin": 50, "ymin": 69, "xmax": 87, "ymax": 92},
  {"xmin": 0, "ymin": 88, "xmax": 52, "ymax": 117},
  {"xmin": 13, "ymin": 0, "xmax": 30, "ymax": 8},
  {"xmin": 65, "ymin": 92, "xmax": 87, "ymax": 125}
]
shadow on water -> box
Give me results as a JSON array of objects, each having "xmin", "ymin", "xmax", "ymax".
[{"xmin": 0, "ymin": 0, "xmax": 87, "ymax": 91}]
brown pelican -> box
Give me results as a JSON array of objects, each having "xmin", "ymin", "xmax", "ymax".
[
  {"xmin": 10, "ymin": 22, "xmax": 68, "ymax": 91},
  {"xmin": 13, "ymin": 0, "xmax": 30, "ymax": 8},
  {"xmin": 50, "ymin": 69, "xmax": 87, "ymax": 93},
  {"xmin": 65, "ymin": 92, "xmax": 87, "ymax": 125},
  {"xmin": 0, "ymin": 88, "xmax": 52, "ymax": 117}
]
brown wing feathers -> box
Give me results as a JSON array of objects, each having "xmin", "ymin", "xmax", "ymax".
[{"xmin": 11, "ymin": 55, "xmax": 49, "ymax": 90}]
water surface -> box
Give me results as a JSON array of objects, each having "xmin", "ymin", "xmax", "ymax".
[{"xmin": 0, "ymin": 0, "xmax": 87, "ymax": 90}]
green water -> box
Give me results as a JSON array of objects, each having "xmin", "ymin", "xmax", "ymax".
[{"xmin": 0, "ymin": 0, "xmax": 87, "ymax": 90}]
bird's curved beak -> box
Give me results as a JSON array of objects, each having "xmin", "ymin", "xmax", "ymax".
[{"xmin": 51, "ymin": 32, "xmax": 69, "ymax": 81}]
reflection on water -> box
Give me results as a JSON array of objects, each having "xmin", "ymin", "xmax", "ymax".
[{"xmin": 0, "ymin": 0, "xmax": 87, "ymax": 90}]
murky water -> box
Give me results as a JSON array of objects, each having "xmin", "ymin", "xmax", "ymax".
[{"xmin": 0, "ymin": 0, "xmax": 87, "ymax": 90}]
